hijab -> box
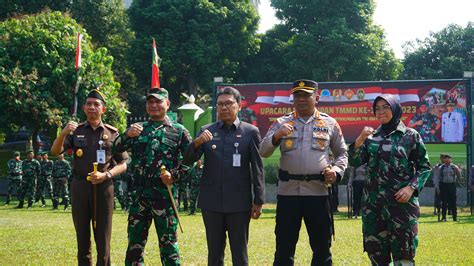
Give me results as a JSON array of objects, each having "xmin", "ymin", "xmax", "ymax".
[{"xmin": 373, "ymin": 94, "xmax": 402, "ymax": 136}]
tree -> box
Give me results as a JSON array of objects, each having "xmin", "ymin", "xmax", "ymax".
[
  {"xmin": 240, "ymin": 0, "xmax": 402, "ymax": 82},
  {"xmin": 127, "ymin": 0, "xmax": 260, "ymax": 105},
  {"xmin": 402, "ymin": 23, "xmax": 474, "ymax": 79},
  {"xmin": 0, "ymin": 0, "xmax": 71, "ymax": 20},
  {"xmin": 70, "ymin": 0, "xmax": 137, "ymax": 113},
  {"xmin": 0, "ymin": 11, "xmax": 127, "ymax": 151}
]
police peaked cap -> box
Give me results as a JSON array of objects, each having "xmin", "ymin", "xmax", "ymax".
[{"xmin": 291, "ymin": 79, "xmax": 318, "ymax": 94}]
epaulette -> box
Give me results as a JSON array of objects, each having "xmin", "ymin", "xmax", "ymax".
[
  {"xmin": 319, "ymin": 112, "xmax": 329, "ymax": 117},
  {"xmin": 104, "ymin": 123, "xmax": 118, "ymax": 132}
]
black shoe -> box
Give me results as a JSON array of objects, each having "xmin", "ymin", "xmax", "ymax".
[
  {"xmin": 5, "ymin": 200, "xmax": 10, "ymax": 205},
  {"xmin": 27, "ymin": 204, "xmax": 33, "ymax": 209},
  {"xmin": 441, "ymin": 218, "xmax": 447, "ymax": 222},
  {"xmin": 189, "ymin": 211, "xmax": 196, "ymax": 215},
  {"xmin": 52, "ymin": 206, "xmax": 58, "ymax": 210},
  {"xmin": 34, "ymin": 198, "xmax": 40, "ymax": 203},
  {"xmin": 15, "ymin": 203, "xmax": 24, "ymax": 209},
  {"xmin": 64, "ymin": 205, "xmax": 69, "ymax": 211}
]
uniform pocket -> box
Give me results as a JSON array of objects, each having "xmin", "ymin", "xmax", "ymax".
[
  {"xmin": 312, "ymin": 131, "xmax": 329, "ymax": 151},
  {"xmin": 73, "ymin": 137, "xmax": 87, "ymax": 147},
  {"xmin": 280, "ymin": 136, "xmax": 298, "ymax": 152}
]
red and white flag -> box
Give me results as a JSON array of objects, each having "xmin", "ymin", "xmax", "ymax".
[
  {"xmin": 255, "ymin": 91, "xmax": 277, "ymax": 105},
  {"xmin": 151, "ymin": 38, "xmax": 161, "ymax": 89},
  {"xmin": 273, "ymin": 90, "xmax": 292, "ymax": 104},
  {"xmin": 75, "ymin": 33, "xmax": 82, "ymax": 70}
]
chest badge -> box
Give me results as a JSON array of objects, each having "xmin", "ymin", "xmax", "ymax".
[
  {"xmin": 76, "ymin": 149, "xmax": 83, "ymax": 158},
  {"xmin": 102, "ymin": 134, "xmax": 109, "ymax": 140},
  {"xmin": 285, "ymin": 139, "xmax": 293, "ymax": 148},
  {"xmin": 211, "ymin": 144, "xmax": 217, "ymax": 150}
]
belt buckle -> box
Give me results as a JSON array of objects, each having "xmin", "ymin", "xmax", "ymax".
[{"xmin": 303, "ymin": 175, "xmax": 310, "ymax": 181}]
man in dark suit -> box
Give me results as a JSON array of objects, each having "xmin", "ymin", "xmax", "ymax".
[{"xmin": 184, "ymin": 86, "xmax": 265, "ymax": 266}]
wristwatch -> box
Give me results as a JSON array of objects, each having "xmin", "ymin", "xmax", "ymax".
[{"xmin": 106, "ymin": 171, "xmax": 112, "ymax": 179}]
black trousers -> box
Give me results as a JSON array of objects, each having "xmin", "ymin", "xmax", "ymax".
[
  {"xmin": 352, "ymin": 181, "xmax": 364, "ymax": 216},
  {"xmin": 202, "ymin": 210, "xmax": 251, "ymax": 266},
  {"xmin": 72, "ymin": 178, "xmax": 114, "ymax": 266},
  {"xmin": 274, "ymin": 195, "xmax": 332, "ymax": 266},
  {"xmin": 440, "ymin": 182, "xmax": 457, "ymax": 219}
]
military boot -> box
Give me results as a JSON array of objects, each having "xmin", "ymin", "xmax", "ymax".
[
  {"xmin": 41, "ymin": 198, "xmax": 46, "ymax": 208},
  {"xmin": 16, "ymin": 201, "xmax": 24, "ymax": 209},
  {"xmin": 64, "ymin": 199, "xmax": 69, "ymax": 211},
  {"xmin": 5, "ymin": 198, "xmax": 10, "ymax": 205},
  {"xmin": 27, "ymin": 202, "xmax": 33, "ymax": 209},
  {"xmin": 52, "ymin": 199, "xmax": 58, "ymax": 210}
]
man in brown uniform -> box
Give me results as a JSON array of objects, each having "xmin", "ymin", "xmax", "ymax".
[{"xmin": 51, "ymin": 89, "xmax": 128, "ymax": 266}]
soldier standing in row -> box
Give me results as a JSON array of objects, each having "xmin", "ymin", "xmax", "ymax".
[
  {"xmin": 187, "ymin": 159, "xmax": 203, "ymax": 215},
  {"xmin": 114, "ymin": 88, "xmax": 192, "ymax": 265},
  {"xmin": 177, "ymin": 172, "xmax": 189, "ymax": 212},
  {"xmin": 349, "ymin": 94, "xmax": 431, "ymax": 265},
  {"xmin": 260, "ymin": 80, "xmax": 347, "ymax": 265},
  {"xmin": 36, "ymin": 151, "xmax": 53, "ymax": 207},
  {"xmin": 17, "ymin": 150, "xmax": 41, "ymax": 209},
  {"xmin": 52, "ymin": 153, "xmax": 71, "ymax": 210},
  {"xmin": 436, "ymin": 153, "xmax": 461, "ymax": 221},
  {"xmin": 5, "ymin": 151, "xmax": 22, "ymax": 205}
]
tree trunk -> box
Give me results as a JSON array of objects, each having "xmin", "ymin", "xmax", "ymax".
[
  {"xmin": 31, "ymin": 129, "xmax": 39, "ymax": 153},
  {"xmin": 187, "ymin": 77, "xmax": 199, "ymax": 99}
]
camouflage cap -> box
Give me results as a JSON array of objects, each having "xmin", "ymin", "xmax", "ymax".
[
  {"xmin": 26, "ymin": 149, "xmax": 34, "ymax": 154},
  {"xmin": 147, "ymin": 88, "xmax": 169, "ymax": 101},
  {"xmin": 13, "ymin": 151, "xmax": 20, "ymax": 156}
]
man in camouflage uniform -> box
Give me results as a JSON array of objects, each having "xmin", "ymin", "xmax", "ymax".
[
  {"xmin": 349, "ymin": 94, "xmax": 431, "ymax": 265},
  {"xmin": 176, "ymin": 173, "xmax": 189, "ymax": 212},
  {"xmin": 17, "ymin": 150, "xmax": 41, "ymax": 209},
  {"xmin": 113, "ymin": 172, "xmax": 128, "ymax": 211},
  {"xmin": 407, "ymin": 101, "xmax": 440, "ymax": 142},
  {"xmin": 36, "ymin": 151, "xmax": 53, "ymax": 207},
  {"xmin": 238, "ymin": 97, "xmax": 257, "ymax": 126},
  {"xmin": 114, "ymin": 88, "xmax": 192, "ymax": 265},
  {"xmin": 187, "ymin": 159, "xmax": 203, "ymax": 215},
  {"xmin": 5, "ymin": 151, "xmax": 22, "ymax": 205},
  {"xmin": 52, "ymin": 153, "xmax": 71, "ymax": 210}
]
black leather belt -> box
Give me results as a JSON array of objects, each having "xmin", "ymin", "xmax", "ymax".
[{"xmin": 279, "ymin": 169, "xmax": 325, "ymax": 182}]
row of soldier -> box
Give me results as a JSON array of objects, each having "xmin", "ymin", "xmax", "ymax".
[
  {"xmin": 7, "ymin": 79, "xmax": 433, "ymax": 266},
  {"xmin": 5, "ymin": 150, "xmax": 203, "ymax": 215},
  {"xmin": 5, "ymin": 150, "xmax": 70, "ymax": 210}
]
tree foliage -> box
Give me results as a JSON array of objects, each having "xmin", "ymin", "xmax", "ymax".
[
  {"xmin": 240, "ymin": 0, "xmax": 402, "ymax": 82},
  {"xmin": 127, "ymin": 0, "xmax": 260, "ymax": 105},
  {"xmin": 0, "ymin": 11, "xmax": 127, "ymax": 150},
  {"xmin": 0, "ymin": 0, "xmax": 70, "ymax": 20},
  {"xmin": 402, "ymin": 23, "xmax": 474, "ymax": 79}
]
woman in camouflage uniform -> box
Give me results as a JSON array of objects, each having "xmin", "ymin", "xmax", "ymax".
[{"xmin": 348, "ymin": 94, "xmax": 431, "ymax": 265}]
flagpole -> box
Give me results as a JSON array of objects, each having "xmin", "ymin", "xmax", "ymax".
[{"xmin": 73, "ymin": 33, "xmax": 83, "ymax": 118}]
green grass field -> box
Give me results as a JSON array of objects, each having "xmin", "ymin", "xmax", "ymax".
[{"xmin": 0, "ymin": 201, "xmax": 473, "ymax": 265}]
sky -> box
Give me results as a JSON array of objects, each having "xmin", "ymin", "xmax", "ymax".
[{"xmin": 257, "ymin": 0, "xmax": 474, "ymax": 59}]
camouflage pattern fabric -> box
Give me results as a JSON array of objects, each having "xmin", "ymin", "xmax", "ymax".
[
  {"xmin": 114, "ymin": 117, "xmax": 191, "ymax": 265},
  {"xmin": 348, "ymin": 122, "xmax": 431, "ymax": 264},
  {"xmin": 36, "ymin": 160, "xmax": 53, "ymax": 201},
  {"xmin": 126, "ymin": 198, "xmax": 180, "ymax": 265},
  {"xmin": 176, "ymin": 176, "xmax": 188, "ymax": 211},
  {"xmin": 186, "ymin": 165, "xmax": 202, "ymax": 213},
  {"xmin": 238, "ymin": 108, "xmax": 257, "ymax": 124},
  {"xmin": 19, "ymin": 159, "xmax": 41, "ymax": 205},
  {"xmin": 52, "ymin": 160, "xmax": 71, "ymax": 207},
  {"xmin": 409, "ymin": 113, "xmax": 439, "ymax": 142},
  {"xmin": 6, "ymin": 159, "xmax": 22, "ymax": 202}
]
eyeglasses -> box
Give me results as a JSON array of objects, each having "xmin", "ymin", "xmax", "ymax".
[
  {"xmin": 374, "ymin": 105, "xmax": 391, "ymax": 113},
  {"xmin": 216, "ymin": 101, "xmax": 236, "ymax": 108}
]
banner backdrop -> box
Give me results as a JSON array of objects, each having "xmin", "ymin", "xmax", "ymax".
[{"xmin": 218, "ymin": 79, "xmax": 468, "ymax": 143}]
